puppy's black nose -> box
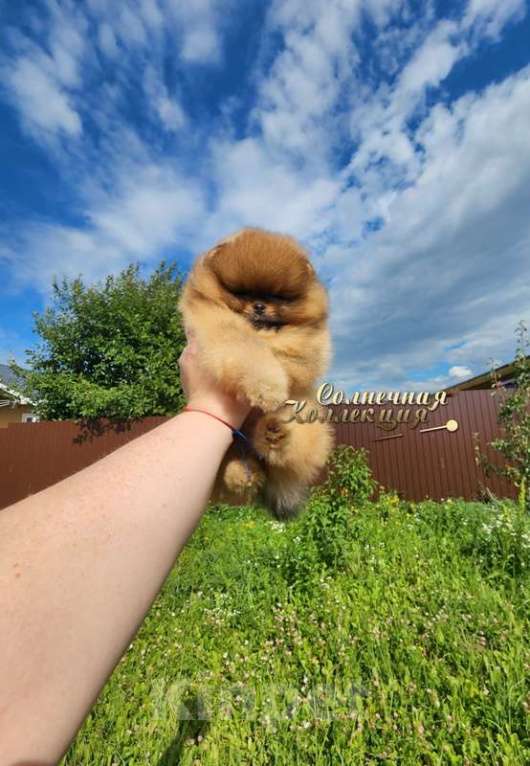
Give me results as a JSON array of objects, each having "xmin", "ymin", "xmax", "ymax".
[{"xmin": 253, "ymin": 302, "xmax": 266, "ymax": 314}]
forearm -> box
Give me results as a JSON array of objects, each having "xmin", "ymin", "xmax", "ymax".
[{"xmin": 0, "ymin": 411, "xmax": 233, "ymax": 765}]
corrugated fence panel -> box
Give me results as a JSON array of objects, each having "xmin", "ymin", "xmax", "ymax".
[
  {"xmin": 0, "ymin": 418, "xmax": 166, "ymax": 511},
  {"xmin": 331, "ymin": 390, "xmax": 516, "ymax": 501},
  {"xmin": 0, "ymin": 392, "xmax": 517, "ymax": 511}
]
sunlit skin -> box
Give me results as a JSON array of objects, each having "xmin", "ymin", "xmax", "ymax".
[{"xmin": 0, "ymin": 335, "xmax": 250, "ymax": 765}]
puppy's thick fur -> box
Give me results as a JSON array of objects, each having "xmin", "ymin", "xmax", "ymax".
[{"xmin": 179, "ymin": 227, "xmax": 334, "ymax": 518}]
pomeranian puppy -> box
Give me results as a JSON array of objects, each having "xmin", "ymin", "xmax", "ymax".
[{"xmin": 179, "ymin": 227, "xmax": 334, "ymax": 518}]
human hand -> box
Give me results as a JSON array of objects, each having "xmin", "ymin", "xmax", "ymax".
[{"xmin": 178, "ymin": 330, "xmax": 251, "ymax": 429}]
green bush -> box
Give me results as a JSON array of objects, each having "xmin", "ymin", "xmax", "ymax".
[
  {"xmin": 282, "ymin": 446, "xmax": 376, "ymax": 585},
  {"xmin": 466, "ymin": 500, "xmax": 530, "ymax": 577},
  {"xmin": 478, "ymin": 321, "xmax": 530, "ymax": 513},
  {"xmin": 318, "ymin": 445, "xmax": 376, "ymax": 508},
  {"xmin": 413, "ymin": 498, "xmax": 530, "ymax": 578}
]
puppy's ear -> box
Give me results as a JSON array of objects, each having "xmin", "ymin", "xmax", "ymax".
[
  {"xmin": 218, "ymin": 230, "xmax": 244, "ymax": 247},
  {"xmin": 203, "ymin": 244, "xmax": 223, "ymax": 261}
]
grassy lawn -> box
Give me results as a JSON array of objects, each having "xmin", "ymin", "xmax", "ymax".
[{"xmin": 62, "ymin": 493, "xmax": 530, "ymax": 765}]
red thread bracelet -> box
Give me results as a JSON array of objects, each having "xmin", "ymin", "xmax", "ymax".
[
  {"xmin": 181, "ymin": 406, "xmax": 237, "ymax": 433},
  {"xmin": 181, "ymin": 406, "xmax": 259, "ymax": 462}
]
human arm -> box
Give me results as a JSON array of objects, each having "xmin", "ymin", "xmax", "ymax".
[{"xmin": 0, "ymin": 338, "xmax": 250, "ymax": 765}]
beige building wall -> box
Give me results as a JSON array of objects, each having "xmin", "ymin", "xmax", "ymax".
[{"xmin": 0, "ymin": 403, "xmax": 36, "ymax": 428}]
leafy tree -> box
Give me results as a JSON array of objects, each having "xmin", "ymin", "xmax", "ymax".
[
  {"xmin": 14, "ymin": 262, "xmax": 187, "ymax": 420},
  {"xmin": 479, "ymin": 322, "xmax": 530, "ymax": 512}
]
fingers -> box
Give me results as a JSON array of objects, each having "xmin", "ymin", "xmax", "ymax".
[
  {"xmin": 184, "ymin": 324, "xmax": 196, "ymax": 343},
  {"xmin": 178, "ymin": 336, "xmax": 199, "ymax": 379},
  {"xmin": 178, "ymin": 345, "xmax": 189, "ymax": 371},
  {"xmin": 179, "ymin": 325, "xmax": 198, "ymax": 368}
]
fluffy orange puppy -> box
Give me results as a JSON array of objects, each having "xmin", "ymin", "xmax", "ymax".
[{"xmin": 179, "ymin": 227, "xmax": 334, "ymax": 518}]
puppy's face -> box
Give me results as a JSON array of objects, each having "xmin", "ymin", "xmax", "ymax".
[
  {"xmin": 202, "ymin": 228, "xmax": 327, "ymax": 330},
  {"xmin": 227, "ymin": 287, "xmax": 299, "ymax": 330}
]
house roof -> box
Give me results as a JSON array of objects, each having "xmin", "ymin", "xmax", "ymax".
[
  {"xmin": 445, "ymin": 356, "xmax": 528, "ymax": 392},
  {"xmin": 0, "ymin": 363, "xmax": 24, "ymax": 390},
  {"xmin": 0, "ymin": 363, "xmax": 33, "ymax": 404}
]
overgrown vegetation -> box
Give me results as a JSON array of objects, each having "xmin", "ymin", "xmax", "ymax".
[
  {"xmin": 62, "ymin": 449, "xmax": 530, "ymax": 765},
  {"xmin": 282, "ymin": 445, "xmax": 376, "ymax": 583},
  {"xmin": 488, "ymin": 322, "xmax": 530, "ymax": 512},
  {"xmin": 13, "ymin": 262, "xmax": 186, "ymax": 420}
]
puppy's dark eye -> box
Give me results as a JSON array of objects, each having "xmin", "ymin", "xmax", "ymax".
[
  {"xmin": 229, "ymin": 289, "xmax": 297, "ymax": 303},
  {"xmin": 265, "ymin": 293, "xmax": 297, "ymax": 303}
]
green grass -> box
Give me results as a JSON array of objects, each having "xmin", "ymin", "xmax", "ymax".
[{"xmin": 62, "ymin": 497, "xmax": 530, "ymax": 765}]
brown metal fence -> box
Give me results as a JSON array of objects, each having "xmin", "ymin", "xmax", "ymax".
[
  {"xmin": 0, "ymin": 418, "xmax": 166, "ymax": 511},
  {"xmin": 0, "ymin": 391, "xmax": 516, "ymax": 511},
  {"xmin": 330, "ymin": 390, "xmax": 516, "ymax": 501}
]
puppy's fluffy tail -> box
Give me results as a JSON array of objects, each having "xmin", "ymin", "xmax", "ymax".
[{"xmin": 262, "ymin": 481, "xmax": 310, "ymax": 520}]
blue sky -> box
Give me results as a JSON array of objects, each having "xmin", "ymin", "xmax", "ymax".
[{"xmin": 0, "ymin": 0, "xmax": 529, "ymax": 390}]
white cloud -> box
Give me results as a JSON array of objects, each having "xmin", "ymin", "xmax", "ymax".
[
  {"xmin": 328, "ymin": 66, "xmax": 530, "ymax": 388},
  {"xmin": 398, "ymin": 21, "xmax": 464, "ymax": 97},
  {"xmin": 346, "ymin": 1, "xmax": 528, "ymax": 199},
  {"xmin": 45, "ymin": 4, "xmax": 86, "ymax": 88},
  {"xmin": 143, "ymin": 64, "xmax": 186, "ymax": 132},
  {"xmin": 118, "ymin": 6, "xmax": 148, "ymax": 47},
  {"xmin": 252, "ymin": 0, "xmax": 363, "ymax": 168},
  {"xmin": 157, "ymin": 96, "xmax": 186, "ymax": 131},
  {"xmin": 97, "ymin": 22, "xmax": 119, "ymax": 58},
  {"xmin": 1, "ymin": 1, "xmax": 88, "ymax": 142},
  {"xmin": 4, "ymin": 159, "xmax": 207, "ymax": 293},
  {"xmin": 165, "ymin": 0, "xmax": 228, "ymax": 64},
  {"xmin": 139, "ymin": 0, "xmax": 165, "ymax": 31},
  {"xmin": 4, "ymin": 56, "xmax": 82, "ymax": 138},
  {"xmin": 207, "ymin": 137, "xmax": 340, "ymax": 243},
  {"xmin": 88, "ymin": 164, "xmax": 205, "ymax": 255},
  {"xmin": 181, "ymin": 25, "xmax": 220, "ymax": 63},
  {"xmin": 449, "ymin": 366, "xmax": 472, "ymax": 379},
  {"xmin": 464, "ymin": 0, "xmax": 527, "ymax": 40},
  {"xmin": 1, "ymin": 0, "xmax": 529, "ymax": 390}
]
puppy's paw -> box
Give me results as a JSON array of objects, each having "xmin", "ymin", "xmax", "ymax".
[
  {"xmin": 252, "ymin": 414, "xmax": 290, "ymax": 462},
  {"xmin": 223, "ymin": 456, "xmax": 262, "ymax": 494},
  {"xmin": 246, "ymin": 379, "xmax": 289, "ymax": 412}
]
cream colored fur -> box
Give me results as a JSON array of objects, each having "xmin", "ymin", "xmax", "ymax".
[{"xmin": 179, "ymin": 227, "xmax": 334, "ymax": 518}]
